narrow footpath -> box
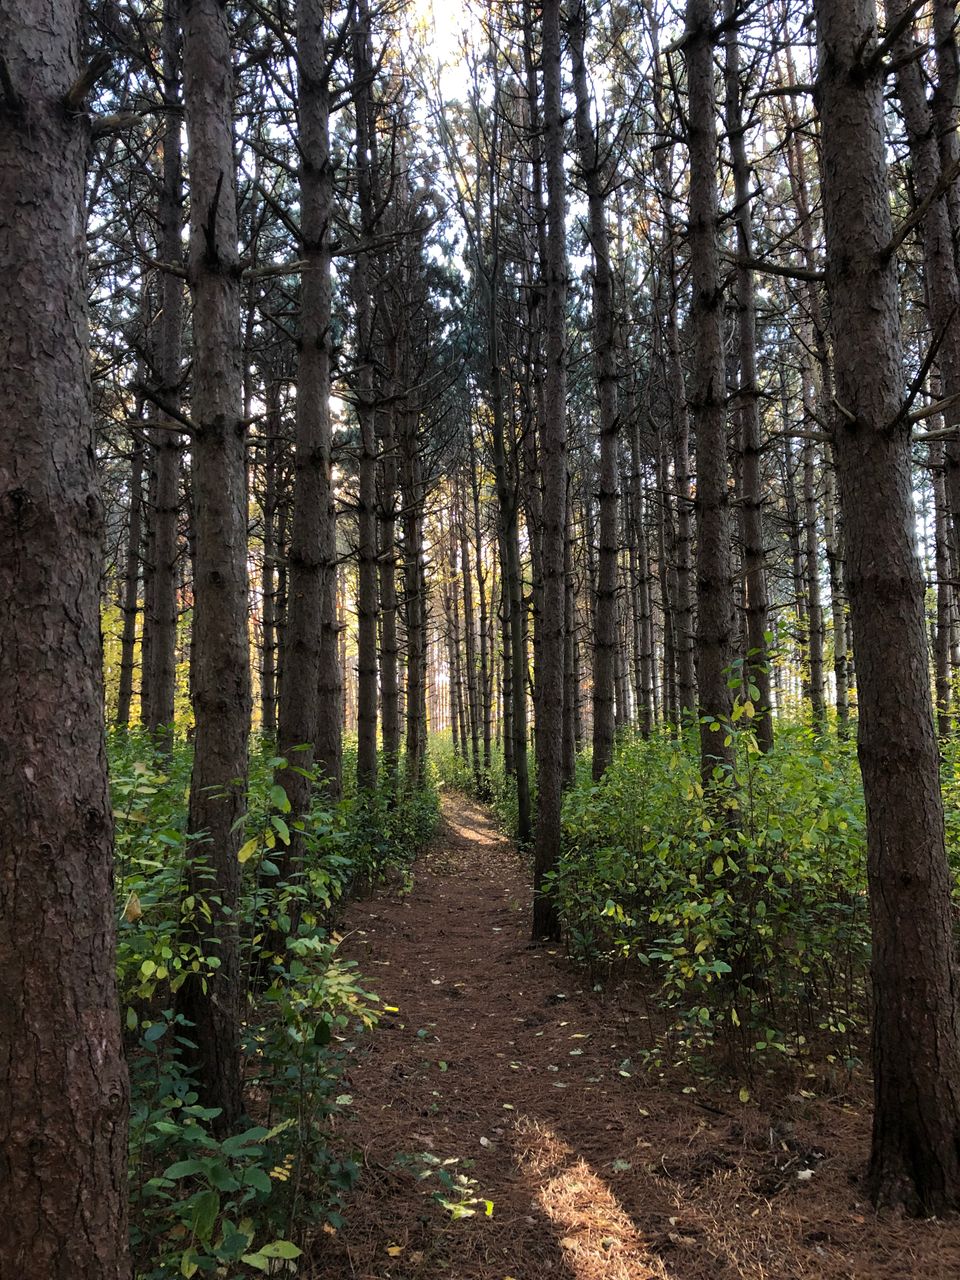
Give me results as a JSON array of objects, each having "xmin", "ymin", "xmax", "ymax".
[{"xmin": 310, "ymin": 794, "xmax": 960, "ymax": 1280}]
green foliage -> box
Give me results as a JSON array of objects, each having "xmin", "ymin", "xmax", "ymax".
[
  {"xmin": 553, "ymin": 720, "xmax": 870, "ymax": 1067},
  {"xmin": 111, "ymin": 730, "xmax": 437, "ymax": 1276}
]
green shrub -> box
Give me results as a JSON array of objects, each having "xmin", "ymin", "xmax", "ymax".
[
  {"xmin": 111, "ymin": 730, "xmax": 436, "ymax": 1276},
  {"xmin": 553, "ymin": 720, "xmax": 870, "ymax": 1067}
]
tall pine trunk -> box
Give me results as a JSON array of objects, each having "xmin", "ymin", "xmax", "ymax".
[
  {"xmin": 686, "ymin": 0, "xmax": 734, "ymax": 781},
  {"xmin": 815, "ymin": 0, "xmax": 960, "ymax": 1214},
  {"xmin": 532, "ymin": 0, "xmax": 567, "ymax": 942},
  {"xmin": 179, "ymin": 0, "xmax": 251, "ymax": 1132},
  {"xmin": 0, "ymin": 5, "xmax": 129, "ymax": 1272},
  {"xmin": 277, "ymin": 0, "xmax": 336, "ymax": 839}
]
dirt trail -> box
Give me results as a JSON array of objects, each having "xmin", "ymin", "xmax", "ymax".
[{"xmin": 310, "ymin": 794, "xmax": 960, "ymax": 1280}]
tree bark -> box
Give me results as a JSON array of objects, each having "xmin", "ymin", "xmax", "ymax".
[
  {"xmin": 277, "ymin": 0, "xmax": 336, "ymax": 839},
  {"xmin": 532, "ymin": 0, "xmax": 567, "ymax": 942},
  {"xmin": 686, "ymin": 0, "xmax": 735, "ymax": 781},
  {"xmin": 816, "ymin": 0, "xmax": 960, "ymax": 1215},
  {"xmin": 723, "ymin": 3, "xmax": 773, "ymax": 749},
  {"xmin": 0, "ymin": 5, "xmax": 129, "ymax": 1272},
  {"xmin": 117, "ymin": 436, "xmax": 145, "ymax": 727},
  {"xmin": 142, "ymin": 0, "xmax": 184, "ymax": 744},
  {"xmin": 569, "ymin": 0, "xmax": 619, "ymax": 779},
  {"xmin": 178, "ymin": 0, "xmax": 251, "ymax": 1132},
  {"xmin": 352, "ymin": 0, "xmax": 379, "ymax": 793}
]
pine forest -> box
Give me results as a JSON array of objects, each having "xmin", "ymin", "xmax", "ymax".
[{"xmin": 6, "ymin": 0, "xmax": 960, "ymax": 1276}]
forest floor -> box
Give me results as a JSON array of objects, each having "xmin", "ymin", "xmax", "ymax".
[{"xmin": 310, "ymin": 794, "xmax": 960, "ymax": 1280}]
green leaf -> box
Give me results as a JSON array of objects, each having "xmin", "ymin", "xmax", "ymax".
[
  {"xmin": 258, "ymin": 1241, "xmax": 302, "ymax": 1259},
  {"xmin": 269, "ymin": 784, "xmax": 292, "ymax": 814},
  {"xmin": 164, "ymin": 1159, "xmax": 207, "ymax": 1179},
  {"xmin": 243, "ymin": 1166, "xmax": 273, "ymax": 1194},
  {"xmin": 190, "ymin": 1188, "xmax": 220, "ymax": 1242}
]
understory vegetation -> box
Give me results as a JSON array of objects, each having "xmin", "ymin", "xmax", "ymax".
[
  {"xmin": 438, "ymin": 717, "xmax": 960, "ymax": 1077},
  {"xmin": 113, "ymin": 732, "xmax": 437, "ymax": 1277}
]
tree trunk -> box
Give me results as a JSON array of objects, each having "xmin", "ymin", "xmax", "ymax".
[
  {"xmin": 0, "ymin": 6, "xmax": 129, "ymax": 1272},
  {"xmin": 352, "ymin": 0, "xmax": 379, "ymax": 793},
  {"xmin": 178, "ymin": 0, "xmax": 251, "ymax": 1132},
  {"xmin": 532, "ymin": 0, "xmax": 567, "ymax": 942},
  {"xmin": 823, "ymin": 456, "xmax": 850, "ymax": 735},
  {"xmin": 276, "ymin": 0, "xmax": 335, "ymax": 849},
  {"xmin": 686, "ymin": 0, "xmax": 734, "ymax": 781},
  {"xmin": 117, "ymin": 436, "xmax": 145, "ymax": 727},
  {"xmin": 142, "ymin": 0, "xmax": 184, "ymax": 744},
  {"xmin": 815, "ymin": 0, "xmax": 960, "ymax": 1215},
  {"xmin": 802, "ymin": 428, "xmax": 826, "ymax": 733},
  {"xmin": 933, "ymin": 440, "xmax": 953, "ymax": 738},
  {"xmin": 569, "ymin": 0, "xmax": 619, "ymax": 779},
  {"xmin": 723, "ymin": 3, "xmax": 773, "ymax": 749},
  {"xmin": 259, "ymin": 382, "xmax": 280, "ymax": 736}
]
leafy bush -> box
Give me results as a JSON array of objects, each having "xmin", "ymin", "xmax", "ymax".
[
  {"xmin": 111, "ymin": 730, "xmax": 437, "ymax": 1276},
  {"xmin": 553, "ymin": 720, "xmax": 870, "ymax": 1067}
]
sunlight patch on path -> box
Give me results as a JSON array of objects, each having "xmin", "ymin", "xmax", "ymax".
[{"xmin": 511, "ymin": 1116, "xmax": 673, "ymax": 1280}]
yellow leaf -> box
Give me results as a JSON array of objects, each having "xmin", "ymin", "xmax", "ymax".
[
  {"xmin": 739, "ymin": 1087, "xmax": 751, "ymax": 1103},
  {"xmin": 712, "ymin": 857, "xmax": 724, "ymax": 877},
  {"xmin": 238, "ymin": 836, "xmax": 259, "ymax": 864},
  {"xmin": 386, "ymin": 1245, "xmax": 403, "ymax": 1257},
  {"xmin": 731, "ymin": 1007, "xmax": 740, "ymax": 1027}
]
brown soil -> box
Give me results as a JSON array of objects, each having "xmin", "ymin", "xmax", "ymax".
[{"xmin": 309, "ymin": 793, "xmax": 960, "ymax": 1279}]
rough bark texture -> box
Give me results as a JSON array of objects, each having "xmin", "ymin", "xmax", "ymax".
[
  {"xmin": 686, "ymin": 0, "xmax": 734, "ymax": 780},
  {"xmin": 277, "ymin": 0, "xmax": 336, "ymax": 835},
  {"xmin": 532, "ymin": 0, "xmax": 567, "ymax": 942},
  {"xmin": 179, "ymin": 0, "xmax": 250, "ymax": 1132},
  {"xmin": 816, "ymin": 0, "xmax": 960, "ymax": 1215},
  {"xmin": 0, "ymin": 5, "xmax": 130, "ymax": 1273}
]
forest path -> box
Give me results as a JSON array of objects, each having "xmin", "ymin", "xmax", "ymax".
[{"xmin": 309, "ymin": 793, "xmax": 959, "ymax": 1280}]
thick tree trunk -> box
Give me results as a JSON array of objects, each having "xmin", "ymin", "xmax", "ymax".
[
  {"xmin": 816, "ymin": 0, "xmax": 960, "ymax": 1215},
  {"xmin": 179, "ymin": 0, "xmax": 251, "ymax": 1132},
  {"xmin": 0, "ymin": 7, "xmax": 129, "ymax": 1274},
  {"xmin": 686, "ymin": 0, "xmax": 734, "ymax": 781},
  {"xmin": 277, "ymin": 0, "xmax": 336, "ymax": 841},
  {"xmin": 532, "ymin": 0, "xmax": 567, "ymax": 942}
]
